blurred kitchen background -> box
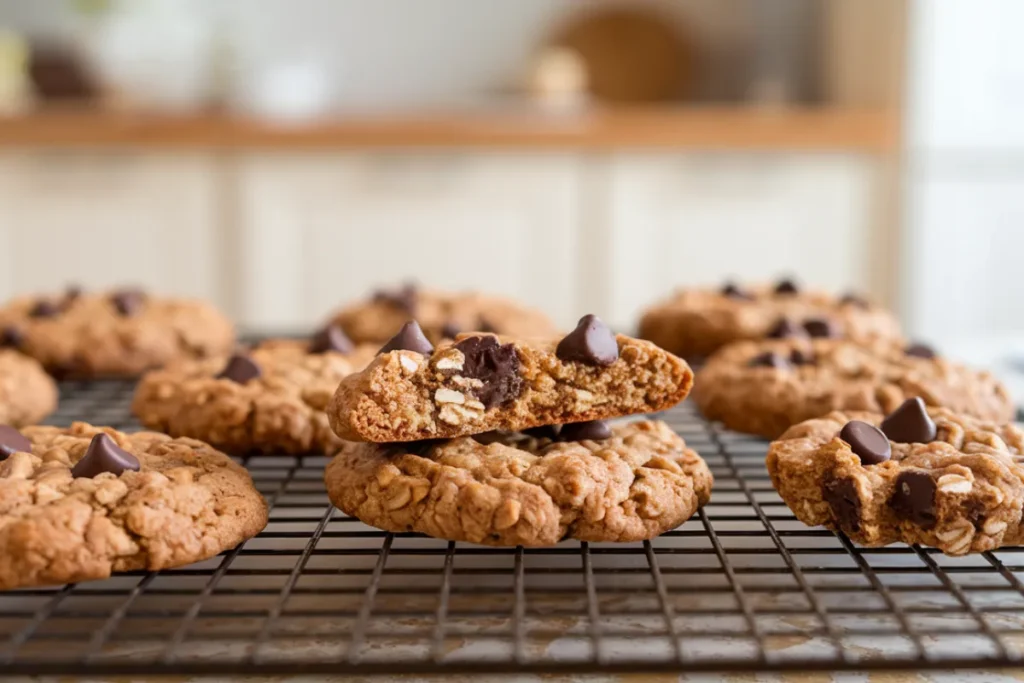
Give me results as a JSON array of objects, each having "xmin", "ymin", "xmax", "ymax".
[{"xmin": 0, "ymin": 0, "xmax": 1019, "ymax": 383}]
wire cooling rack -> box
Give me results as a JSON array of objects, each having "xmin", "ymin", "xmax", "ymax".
[{"xmin": 3, "ymin": 380, "xmax": 1024, "ymax": 676}]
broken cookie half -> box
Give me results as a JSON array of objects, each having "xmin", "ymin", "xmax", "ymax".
[{"xmin": 327, "ymin": 316, "xmax": 694, "ymax": 443}]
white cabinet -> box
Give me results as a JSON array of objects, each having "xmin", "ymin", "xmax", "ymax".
[
  {"xmin": 235, "ymin": 153, "xmax": 582, "ymax": 330},
  {"xmin": 0, "ymin": 153, "xmax": 222, "ymax": 306},
  {"xmin": 599, "ymin": 154, "xmax": 877, "ymax": 329}
]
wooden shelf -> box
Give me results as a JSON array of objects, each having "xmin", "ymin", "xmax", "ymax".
[{"xmin": 0, "ymin": 107, "xmax": 899, "ymax": 151}]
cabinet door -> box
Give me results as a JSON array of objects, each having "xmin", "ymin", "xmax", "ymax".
[
  {"xmin": 0, "ymin": 152, "xmax": 222, "ymax": 305},
  {"xmin": 236, "ymin": 153, "xmax": 581, "ymax": 330},
  {"xmin": 601, "ymin": 154, "xmax": 877, "ymax": 329}
]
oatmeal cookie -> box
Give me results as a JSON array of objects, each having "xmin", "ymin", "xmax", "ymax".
[
  {"xmin": 638, "ymin": 279, "xmax": 902, "ymax": 359},
  {"xmin": 0, "ymin": 286, "xmax": 235, "ymax": 377},
  {"xmin": 768, "ymin": 400, "xmax": 1024, "ymax": 555},
  {"xmin": 693, "ymin": 338, "xmax": 1012, "ymax": 439},
  {"xmin": 0, "ymin": 422, "xmax": 267, "ymax": 590},
  {"xmin": 328, "ymin": 316, "xmax": 693, "ymax": 443},
  {"xmin": 0, "ymin": 349, "xmax": 58, "ymax": 426},
  {"xmin": 325, "ymin": 419, "xmax": 712, "ymax": 546}
]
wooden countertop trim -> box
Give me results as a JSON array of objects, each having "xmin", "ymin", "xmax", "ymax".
[{"xmin": 0, "ymin": 107, "xmax": 899, "ymax": 151}]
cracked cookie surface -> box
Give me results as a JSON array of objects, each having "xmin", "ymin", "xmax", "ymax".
[
  {"xmin": 330, "ymin": 286, "xmax": 558, "ymax": 345},
  {"xmin": 768, "ymin": 407, "xmax": 1024, "ymax": 555},
  {"xmin": 133, "ymin": 340, "xmax": 377, "ymax": 455},
  {"xmin": 0, "ymin": 289, "xmax": 235, "ymax": 377},
  {"xmin": 0, "ymin": 350, "xmax": 58, "ymax": 426},
  {"xmin": 325, "ymin": 419, "xmax": 712, "ymax": 546},
  {"xmin": 0, "ymin": 422, "xmax": 267, "ymax": 590},
  {"xmin": 638, "ymin": 283, "xmax": 902, "ymax": 359},
  {"xmin": 693, "ymin": 338, "xmax": 1013, "ymax": 439},
  {"xmin": 327, "ymin": 332, "xmax": 693, "ymax": 443}
]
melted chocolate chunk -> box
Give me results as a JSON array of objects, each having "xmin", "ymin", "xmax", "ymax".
[
  {"xmin": 839, "ymin": 420, "xmax": 891, "ymax": 465},
  {"xmin": 559, "ymin": 420, "xmax": 612, "ymax": 441},
  {"xmin": 523, "ymin": 425, "xmax": 560, "ymax": 440},
  {"xmin": 454, "ymin": 335, "xmax": 522, "ymax": 408},
  {"xmin": 889, "ymin": 471, "xmax": 937, "ymax": 529},
  {"xmin": 823, "ymin": 477, "xmax": 861, "ymax": 532}
]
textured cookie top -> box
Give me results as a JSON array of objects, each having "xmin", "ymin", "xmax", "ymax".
[
  {"xmin": 693, "ymin": 338, "xmax": 1013, "ymax": 439},
  {"xmin": 327, "ymin": 317, "xmax": 694, "ymax": 442},
  {"xmin": 0, "ymin": 349, "xmax": 58, "ymax": 427},
  {"xmin": 325, "ymin": 419, "xmax": 712, "ymax": 546},
  {"xmin": 0, "ymin": 288, "xmax": 236, "ymax": 377},
  {"xmin": 132, "ymin": 335, "xmax": 378, "ymax": 455},
  {"xmin": 768, "ymin": 406, "xmax": 1024, "ymax": 555},
  {"xmin": 330, "ymin": 284, "xmax": 558, "ymax": 345},
  {"xmin": 0, "ymin": 422, "xmax": 268, "ymax": 590},
  {"xmin": 638, "ymin": 280, "xmax": 902, "ymax": 358}
]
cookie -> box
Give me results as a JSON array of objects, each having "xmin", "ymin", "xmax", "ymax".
[
  {"xmin": 328, "ymin": 315, "xmax": 694, "ymax": 442},
  {"xmin": 0, "ymin": 349, "xmax": 58, "ymax": 426},
  {"xmin": 767, "ymin": 401, "xmax": 1024, "ymax": 556},
  {"xmin": 132, "ymin": 327, "xmax": 378, "ymax": 455},
  {"xmin": 330, "ymin": 283, "xmax": 558, "ymax": 345},
  {"xmin": 0, "ymin": 286, "xmax": 235, "ymax": 377},
  {"xmin": 0, "ymin": 422, "xmax": 267, "ymax": 590},
  {"xmin": 637, "ymin": 279, "xmax": 902, "ymax": 359},
  {"xmin": 692, "ymin": 338, "xmax": 1013, "ymax": 440},
  {"xmin": 325, "ymin": 419, "xmax": 712, "ymax": 546}
]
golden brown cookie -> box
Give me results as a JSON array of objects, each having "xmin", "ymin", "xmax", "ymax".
[
  {"xmin": 768, "ymin": 402, "xmax": 1024, "ymax": 556},
  {"xmin": 692, "ymin": 338, "xmax": 1013, "ymax": 439},
  {"xmin": 330, "ymin": 283, "xmax": 558, "ymax": 345},
  {"xmin": 328, "ymin": 316, "xmax": 693, "ymax": 443},
  {"xmin": 0, "ymin": 422, "xmax": 267, "ymax": 590},
  {"xmin": 638, "ymin": 280, "xmax": 902, "ymax": 359},
  {"xmin": 133, "ymin": 329, "xmax": 377, "ymax": 455},
  {"xmin": 0, "ymin": 349, "xmax": 57, "ymax": 426},
  {"xmin": 325, "ymin": 419, "xmax": 712, "ymax": 546},
  {"xmin": 0, "ymin": 287, "xmax": 235, "ymax": 378}
]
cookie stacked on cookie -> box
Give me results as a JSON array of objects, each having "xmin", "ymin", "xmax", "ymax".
[{"xmin": 324, "ymin": 315, "xmax": 713, "ymax": 546}]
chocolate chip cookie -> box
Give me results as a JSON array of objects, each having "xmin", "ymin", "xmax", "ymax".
[
  {"xmin": 329, "ymin": 283, "xmax": 558, "ymax": 345},
  {"xmin": 0, "ymin": 422, "xmax": 267, "ymax": 590},
  {"xmin": 0, "ymin": 287, "xmax": 236, "ymax": 377},
  {"xmin": 638, "ymin": 279, "xmax": 902, "ymax": 359},
  {"xmin": 325, "ymin": 419, "xmax": 712, "ymax": 546},
  {"xmin": 0, "ymin": 349, "xmax": 58, "ymax": 426},
  {"xmin": 768, "ymin": 400, "xmax": 1024, "ymax": 556},
  {"xmin": 328, "ymin": 315, "xmax": 694, "ymax": 443},
  {"xmin": 133, "ymin": 327, "xmax": 377, "ymax": 455},
  {"xmin": 692, "ymin": 338, "xmax": 1013, "ymax": 440}
]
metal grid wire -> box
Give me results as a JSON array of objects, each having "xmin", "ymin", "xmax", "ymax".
[{"xmin": 3, "ymin": 380, "xmax": 1024, "ymax": 676}]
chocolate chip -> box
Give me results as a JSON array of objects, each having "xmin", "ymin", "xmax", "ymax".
[
  {"xmin": 749, "ymin": 351, "xmax": 790, "ymax": 369},
  {"xmin": 803, "ymin": 318, "xmax": 837, "ymax": 338},
  {"xmin": 309, "ymin": 325, "xmax": 354, "ymax": 354},
  {"xmin": 441, "ymin": 321, "xmax": 461, "ymax": 339},
  {"xmin": 767, "ymin": 317, "xmax": 807, "ymax": 339},
  {"xmin": 789, "ymin": 348, "xmax": 815, "ymax": 365},
  {"xmin": 379, "ymin": 320, "xmax": 434, "ymax": 355},
  {"xmin": 373, "ymin": 282, "xmax": 417, "ymax": 315},
  {"xmin": 0, "ymin": 425, "xmax": 32, "ymax": 460},
  {"xmin": 721, "ymin": 282, "xmax": 753, "ymax": 300},
  {"xmin": 110, "ymin": 289, "xmax": 145, "ymax": 316},
  {"xmin": 889, "ymin": 471, "xmax": 937, "ymax": 529},
  {"xmin": 823, "ymin": 477, "xmax": 861, "ymax": 532},
  {"xmin": 555, "ymin": 314, "xmax": 619, "ymax": 366},
  {"xmin": 29, "ymin": 300, "xmax": 60, "ymax": 318},
  {"xmin": 880, "ymin": 397, "xmax": 937, "ymax": 444},
  {"xmin": 0, "ymin": 325, "xmax": 24, "ymax": 349},
  {"xmin": 775, "ymin": 279, "xmax": 799, "ymax": 295},
  {"xmin": 559, "ymin": 420, "xmax": 613, "ymax": 441},
  {"xmin": 840, "ymin": 292, "xmax": 868, "ymax": 308},
  {"xmin": 216, "ymin": 353, "xmax": 262, "ymax": 384},
  {"xmin": 454, "ymin": 335, "xmax": 522, "ymax": 408},
  {"xmin": 524, "ymin": 425, "xmax": 560, "ymax": 440},
  {"xmin": 905, "ymin": 343, "xmax": 936, "ymax": 359},
  {"xmin": 839, "ymin": 420, "xmax": 891, "ymax": 465},
  {"xmin": 71, "ymin": 433, "xmax": 141, "ymax": 479}
]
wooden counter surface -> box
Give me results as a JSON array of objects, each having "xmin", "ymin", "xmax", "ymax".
[{"xmin": 0, "ymin": 107, "xmax": 899, "ymax": 151}]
